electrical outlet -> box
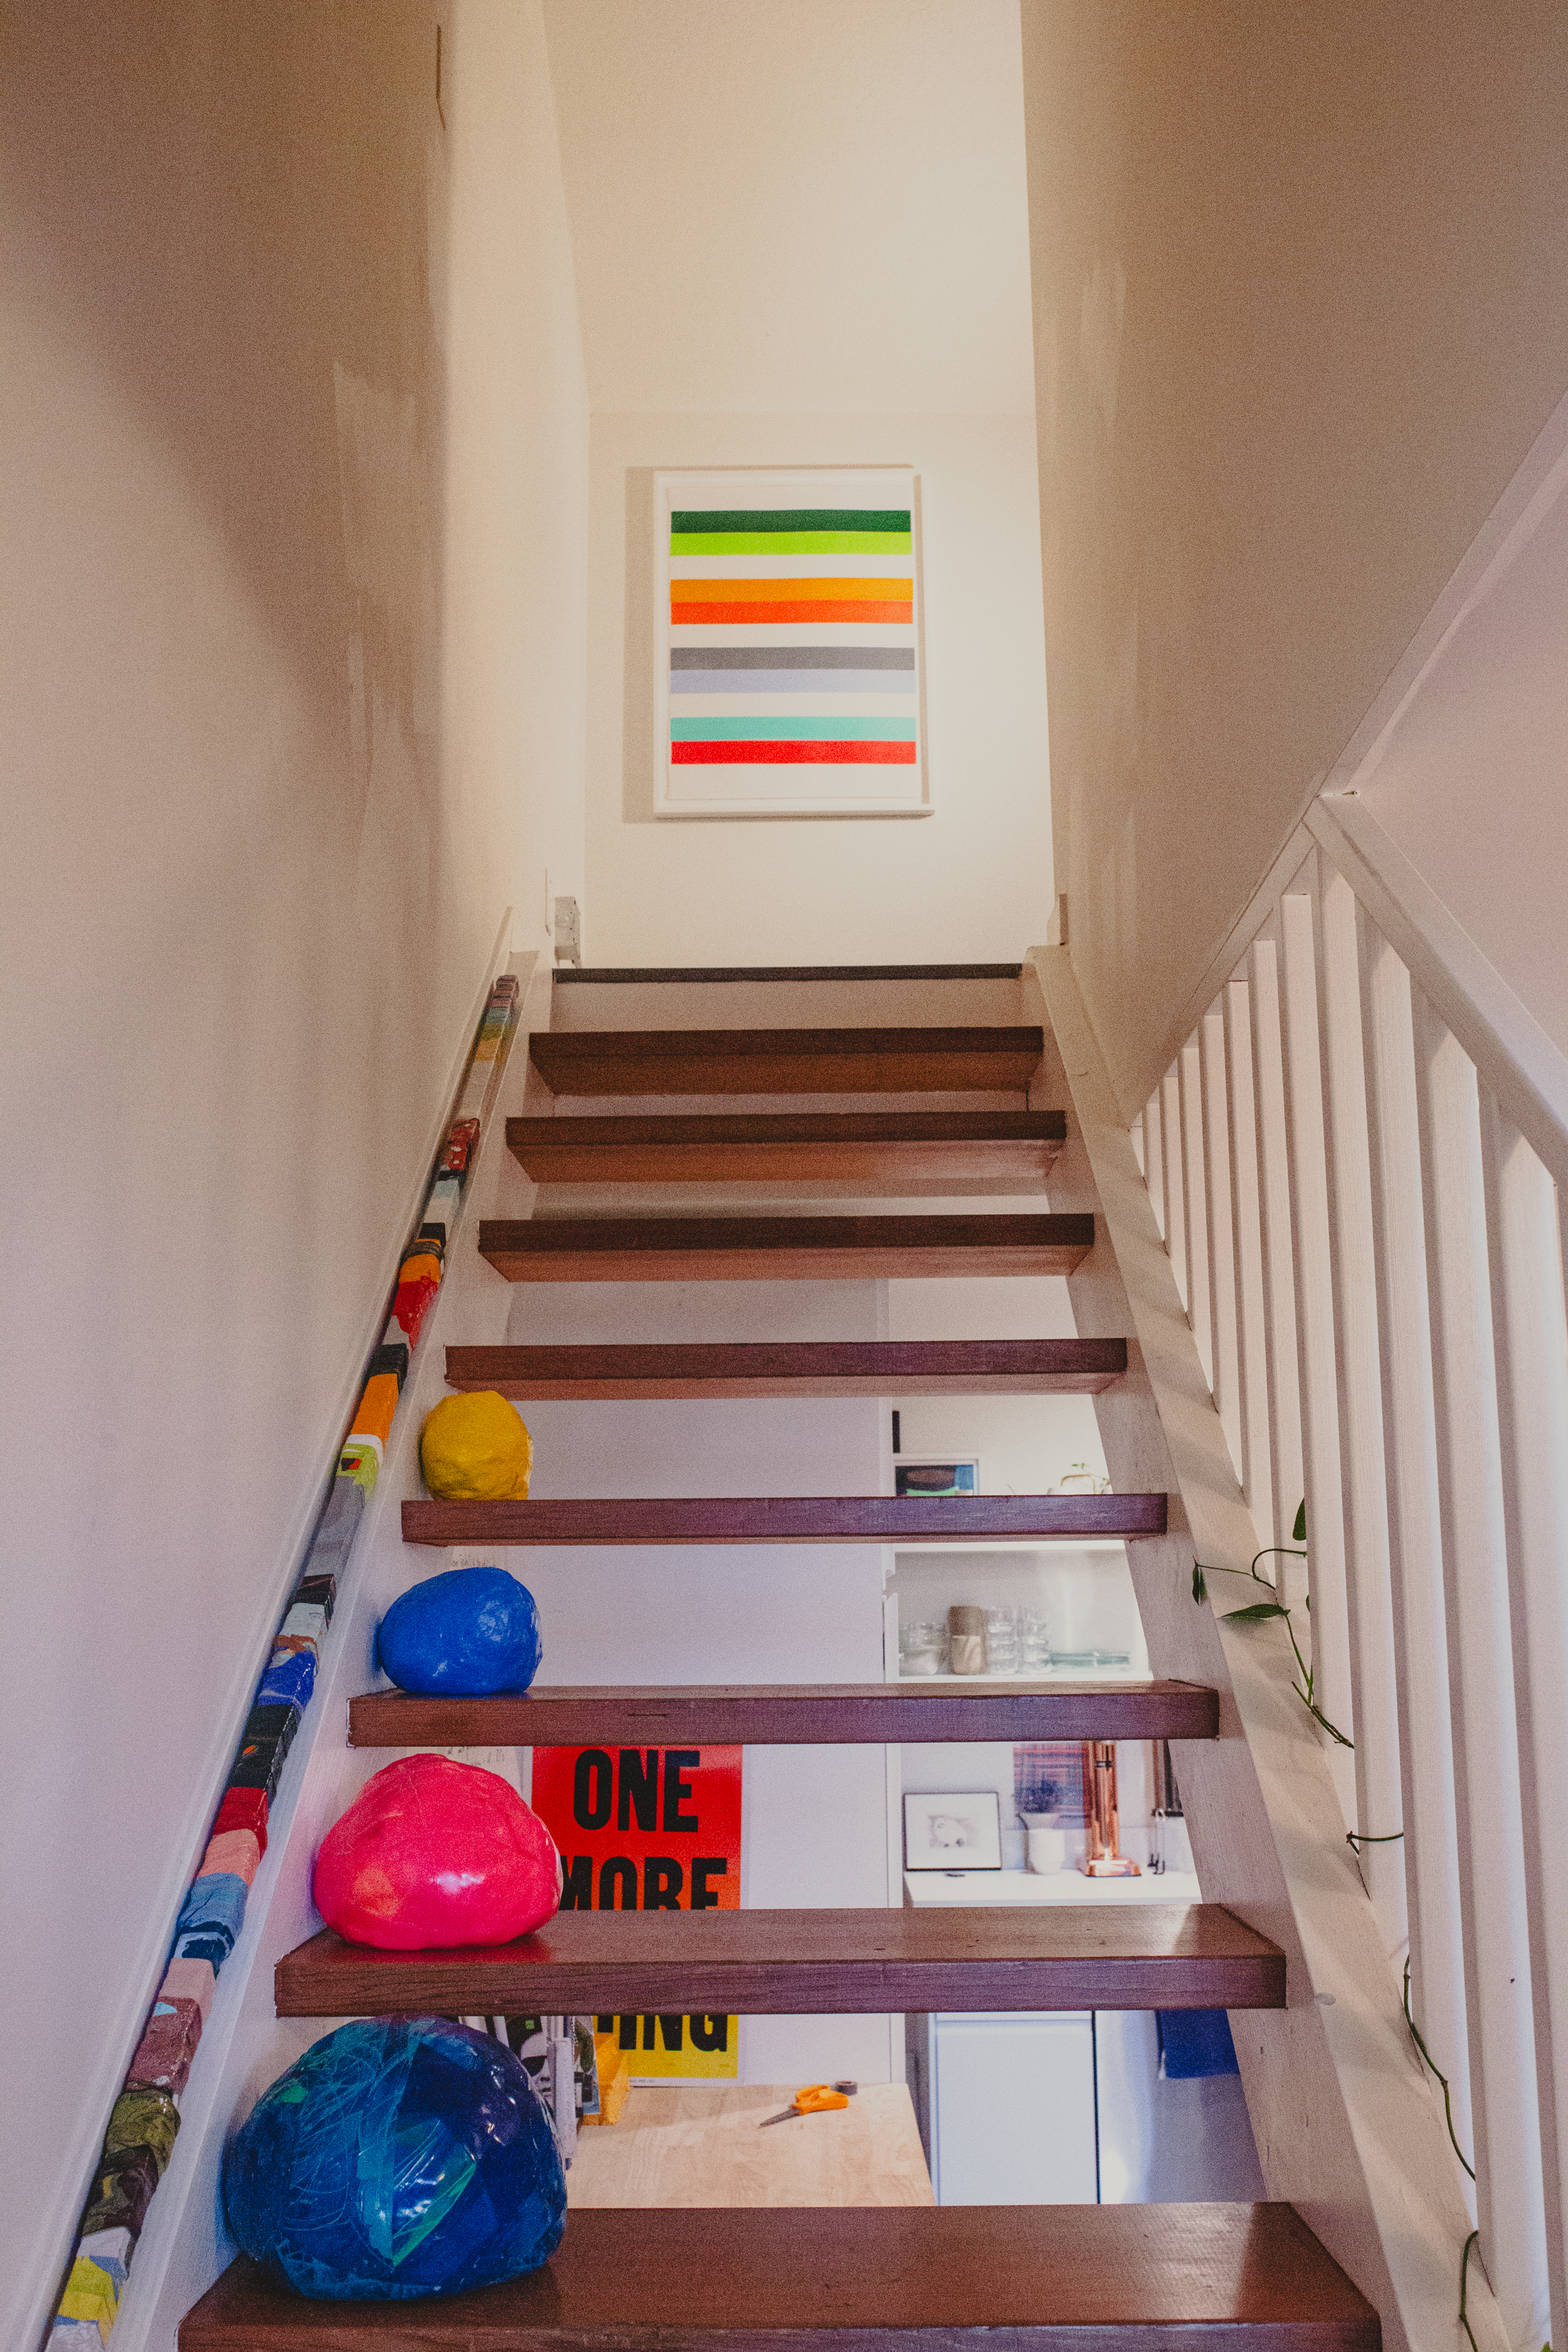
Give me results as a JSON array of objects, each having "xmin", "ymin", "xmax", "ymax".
[{"xmin": 553, "ymin": 897, "xmax": 582, "ymax": 966}]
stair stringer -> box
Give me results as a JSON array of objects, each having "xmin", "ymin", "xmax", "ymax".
[{"xmin": 1028, "ymin": 946, "xmax": 1502, "ymax": 2352}]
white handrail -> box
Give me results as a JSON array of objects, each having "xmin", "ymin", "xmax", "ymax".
[{"xmin": 1307, "ymin": 793, "xmax": 1568, "ymax": 1198}]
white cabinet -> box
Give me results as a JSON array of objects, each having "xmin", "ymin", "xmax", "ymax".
[{"xmin": 927, "ymin": 2012, "xmax": 1098, "ymax": 2203}]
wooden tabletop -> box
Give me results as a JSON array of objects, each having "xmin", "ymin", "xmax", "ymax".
[{"xmin": 567, "ymin": 2082, "xmax": 933, "ymax": 2208}]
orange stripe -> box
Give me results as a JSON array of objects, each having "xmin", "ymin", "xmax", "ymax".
[
  {"xmin": 673, "ymin": 600, "xmax": 913, "ymax": 626},
  {"xmin": 670, "ymin": 576, "xmax": 911, "ymax": 604},
  {"xmin": 671, "ymin": 741, "xmax": 917, "ymax": 765}
]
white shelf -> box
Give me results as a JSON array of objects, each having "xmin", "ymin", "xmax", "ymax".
[
  {"xmin": 904, "ymin": 1867, "xmax": 1202, "ymax": 1907},
  {"xmin": 896, "ymin": 1670, "xmax": 1136, "ymax": 1684},
  {"xmin": 892, "ymin": 1540, "xmax": 1130, "ymax": 1556}
]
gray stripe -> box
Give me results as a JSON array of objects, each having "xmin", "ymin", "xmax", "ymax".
[
  {"xmin": 669, "ymin": 644, "xmax": 915, "ymax": 672},
  {"xmin": 670, "ymin": 671, "xmax": 915, "ymax": 697}
]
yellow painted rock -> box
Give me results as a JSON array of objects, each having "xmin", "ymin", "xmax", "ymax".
[{"xmin": 420, "ymin": 1391, "xmax": 533, "ymax": 1502}]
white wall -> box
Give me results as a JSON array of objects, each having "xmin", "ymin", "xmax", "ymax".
[
  {"xmin": 0, "ymin": 1, "xmax": 589, "ymax": 2337},
  {"xmin": 1020, "ymin": 0, "xmax": 1568, "ymax": 1116},
  {"xmin": 1350, "ymin": 399, "xmax": 1568, "ymax": 1065},
  {"xmin": 444, "ymin": 0, "xmax": 591, "ymax": 945},
  {"xmin": 538, "ymin": 0, "xmax": 1049, "ymax": 971},
  {"xmin": 541, "ymin": 0, "xmax": 1036, "ymax": 422},
  {"xmin": 583, "ymin": 412, "xmax": 1053, "ymax": 966}
]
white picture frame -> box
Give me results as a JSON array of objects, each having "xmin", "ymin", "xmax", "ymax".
[
  {"xmin": 903, "ymin": 1789, "xmax": 1004, "ymax": 1871},
  {"xmin": 653, "ymin": 466, "xmax": 930, "ymax": 819},
  {"xmin": 893, "ymin": 1456, "xmax": 980, "ymax": 1499}
]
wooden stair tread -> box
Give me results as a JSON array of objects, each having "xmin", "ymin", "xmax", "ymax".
[
  {"xmin": 478, "ymin": 1213, "xmax": 1093, "ymax": 1281},
  {"xmin": 182, "ymin": 2206, "xmax": 1379, "ymax": 2349},
  {"xmin": 348, "ymin": 1679, "xmax": 1219, "ymax": 1749},
  {"xmin": 401, "ymin": 1493, "xmax": 1168, "ymax": 1546},
  {"xmin": 446, "ymin": 1338, "xmax": 1129, "ymax": 1398},
  {"xmin": 275, "ymin": 1904, "xmax": 1285, "ymax": 2017},
  {"xmin": 507, "ymin": 1110, "xmax": 1065, "ymax": 1185},
  {"xmin": 529, "ymin": 1026, "xmax": 1044, "ymax": 1098}
]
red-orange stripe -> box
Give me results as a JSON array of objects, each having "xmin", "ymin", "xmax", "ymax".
[
  {"xmin": 671, "ymin": 741, "xmax": 918, "ymax": 765},
  {"xmin": 671, "ymin": 599, "xmax": 912, "ymax": 626}
]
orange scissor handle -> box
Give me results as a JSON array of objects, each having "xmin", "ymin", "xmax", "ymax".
[{"xmin": 793, "ymin": 2083, "xmax": 850, "ymax": 2115}]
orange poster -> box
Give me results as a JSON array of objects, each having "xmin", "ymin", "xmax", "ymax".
[{"xmin": 531, "ymin": 1743, "xmax": 742, "ymax": 2077}]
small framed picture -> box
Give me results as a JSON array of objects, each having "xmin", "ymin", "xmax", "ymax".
[
  {"xmin": 895, "ymin": 1457, "xmax": 979, "ymax": 1497},
  {"xmin": 903, "ymin": 1790, "xmax": 1004, "ymax": 1871}
]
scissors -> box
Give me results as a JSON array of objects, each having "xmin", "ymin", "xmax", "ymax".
[{"xmin": 759, "ymin": 2080, "xmax": 858, "ymax": 2127}]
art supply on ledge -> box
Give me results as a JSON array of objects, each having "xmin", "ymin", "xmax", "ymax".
[{"xmin": 1081, "ymin": 1739, "xmax": 1140, "ymax": 1877}]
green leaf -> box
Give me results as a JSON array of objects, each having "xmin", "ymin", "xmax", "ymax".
[
  {"xmin": 1192, "ymin": 1564, "xmax": 1207, "ymax": 1605},
  {"xmin": 1224, "ymin": 1601, "xmax": 1290, "ymax": 1623},
  {"xmin": 1292, "ymin": 1499, "xmax": 1307, "ymax": 1543}
]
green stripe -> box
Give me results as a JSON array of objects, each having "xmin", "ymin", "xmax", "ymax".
[
  {"xmin": 671, "ymin": 508, "xmax": 910, "ymax": 536},
  {"xmin": 671, "ymin": 717, "xmax": 917, "ymax": 741},
  {"xmin": 671, "ymin": 529, "xmax": 911, "ymax": 555}
]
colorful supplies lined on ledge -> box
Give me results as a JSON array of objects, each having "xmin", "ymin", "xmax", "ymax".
[{"xmin": 46, "ymin": 971, "xmax": 520, "ymax": 2348}]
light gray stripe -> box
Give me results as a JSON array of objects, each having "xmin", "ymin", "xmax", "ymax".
[
  {"xmin": 670, "ymin": 671, "xmax": 915, "ymax": 697},
  {"xmin": 669, "ymin": 644, "xmax": 915, "ymax": 672}
]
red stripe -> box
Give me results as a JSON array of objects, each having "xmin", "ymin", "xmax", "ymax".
[
  {"xmin": 671, "ymin": 741, "xmax": 918, "ymax": 766},
  {"xmin": 671, "ymin": 600, "xmax": 912, "ymax": 626}
]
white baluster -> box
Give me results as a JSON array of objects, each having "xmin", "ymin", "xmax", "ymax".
[
  {"xmin": 1162, "ymin": 1060, "xmax": 1187, "ymax": 1311},
  {"xmin": 1417, "ymin": 1010, "xmax": 1549, "ymax": 2349},
  {"xmin": 1319, "ymin": 870, "xmax": 1405, "ymax": 1958},
  {"xmin": 1250, "ymin": 933, "xmax": 1304, "ymax": 1561},
  {"xmin": 1225, "ymin": 978, "xmax": 1276, "ymax": 1554},
  {"xmin": 1201, "ymin": 1006, "xmax": 1244, "ymax": 1487},
  {"xmin": 1362, "ymin": 933, "xmax": 1473, "ymax": 2192},
  {"xmin": 1481, "ymin": 1102, "xmax": 1568, "ymax": 2352},
  {"xmin": 1144, "ymin": 1086, "xmax": 1166, "ymax": 1242},
  {"xmin": 1279, "ymin": 885, "xmax": 1355, "ymax": 1807},
  {"xmin": 1180, "ymin": 1037, "xmax": 1213, "ymax": 1390}
]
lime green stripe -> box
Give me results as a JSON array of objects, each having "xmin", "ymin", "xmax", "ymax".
[{"xmin": 671, "ymin": 529, "xmax": 912, "ymax": 556}]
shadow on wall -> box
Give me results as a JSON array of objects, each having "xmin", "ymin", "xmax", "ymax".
[
  {"xmin": 1, "ymin": 3, "xmax": 470, "ymax": 2334},
  {"xmin": 1, "ymin": 0, "xmax": 447, "ymax": 762},
  {"xmin": 622, "ymin": 467, "xmax": 657, "ymax": 822}
]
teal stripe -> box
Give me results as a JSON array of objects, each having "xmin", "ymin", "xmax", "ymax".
[{"xmin": 670, "ymin": 717, "xmax": 918, "ymax": 742}]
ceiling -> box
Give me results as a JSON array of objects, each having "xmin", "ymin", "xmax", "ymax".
[{"xmin": 541, "ymin": 0, "xmax": 1036, "ymax": 416}]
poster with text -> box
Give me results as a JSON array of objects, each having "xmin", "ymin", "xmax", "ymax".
[{"xmin": 531, "ymin": 1743, "xmax": 741, "ymax": 2078}]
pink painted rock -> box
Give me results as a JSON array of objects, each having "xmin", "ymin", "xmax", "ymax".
[{"xmin": 314, "ymin": 1755, "xmax": 561, "ymax": 1949}]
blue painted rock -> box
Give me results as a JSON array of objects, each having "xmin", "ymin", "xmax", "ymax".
[
  {"xmin": 377, "ymin": 1564, "xmax": 541, "ymax": 1696},
  {"xmin": 223, "ymin": 2015, "xmax": 565, "ymax": 2300}
]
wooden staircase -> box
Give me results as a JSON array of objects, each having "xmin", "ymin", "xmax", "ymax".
[
  {"xmin": 184, "ymin": 2205, "xmax": 1380, "ymax": 2350},
  {"xmin": 443, "ymin": 1337, "xmax": 1129, "ymax": 1397},
  {"xmin": 181, "ymin": 974, "xmax": 1378, "ymax": 2349}
]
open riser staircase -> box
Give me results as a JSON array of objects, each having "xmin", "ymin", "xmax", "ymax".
[{"xmin": 173, "ymin": 951, "xmax": 1497, "ymax": 2351}]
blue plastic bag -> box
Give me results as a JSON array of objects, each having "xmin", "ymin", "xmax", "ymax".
[
  {"xmin": 377, "ymin": 1565, "xmax": 541, "ymax": 1696},
  {"xmin": 223, "ymin": 2016, "xmax": 564, "ymax": 2299}
]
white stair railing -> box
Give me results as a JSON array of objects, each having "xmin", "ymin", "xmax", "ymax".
[{"xmin": 1128, "ymin": 789, "xmax": 1568, "ymax": 2352}]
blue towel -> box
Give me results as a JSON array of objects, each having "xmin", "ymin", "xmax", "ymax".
[
  {"xmin": 1157, "ymin": 2009, "xmax": 1239, "ymax": 2078},
  {"xmin": 257, "ymin": 1649, "xmax": 316, "ymax": 1711},
  {"xmin": 174, "ymin": 1872, "xmax": 249, "ymax": 1968}
]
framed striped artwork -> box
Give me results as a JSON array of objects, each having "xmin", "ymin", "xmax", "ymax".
[{"xmin": 653, "ymin": 467, "xmax": 929, "ymax": 818}]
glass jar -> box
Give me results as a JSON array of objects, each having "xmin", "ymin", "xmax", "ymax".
[
  {"xmin": 1016, "ymin": 1609, "xmax": 1053, "ymax": 1673},
  {"xmin": 984, "ymin": 1608, "xmax": 1020, "ymax": 1674},
  {"xmin": 898, "ymin": 1620, "xmax": 948, "ymax": 1676}
]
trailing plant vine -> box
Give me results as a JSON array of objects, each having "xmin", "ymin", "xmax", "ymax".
[
  {"xmin": 1191, "ymin": 1502, "xmax": 1354, "ymax": 1748},
  {"xmin": 1190, "ymin": 1511, "xmax": 1519, "ymax": 2344},
  {"xmin": 1402, "ymin": 1956, "xmax": 1475, "ymax": 2184}
]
